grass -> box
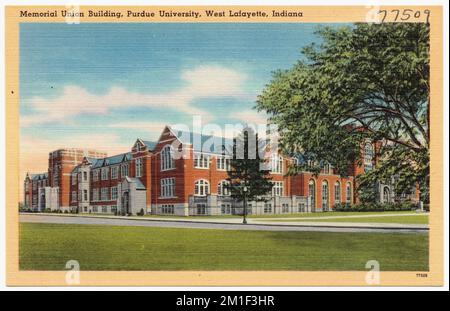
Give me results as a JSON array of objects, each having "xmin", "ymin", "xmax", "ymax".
[
  {"xmin": 136, "ymin": 211, "xmax": 419, "ymax": 220},
  {"xmin": 249, "ymin": 211, "xmax": 419, "ymax": 218},
  {"xmin": 20, "ymin": 223, "xmax": 428, "ymax": 271},
  {"xmin": 267, "ymin": 215, "xmax": 429, "ymax": 224}
]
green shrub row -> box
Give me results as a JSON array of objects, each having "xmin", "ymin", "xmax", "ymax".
[{"xmin": 333, "ymin": 202, "xmax": 418, "ymax": 212}]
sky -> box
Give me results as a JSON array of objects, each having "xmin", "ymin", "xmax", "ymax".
[{"xmin": 19, "ymin": 22, "xmax": 335, "ymax": 182}]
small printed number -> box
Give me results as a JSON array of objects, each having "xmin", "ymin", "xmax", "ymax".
[
  {"xmin": 378, "ymin": 9, "xmax": 430, "ymax": 23},
  {"xmin": 416, "ymin": 273, "xmax": 428, "ymax": 278}
]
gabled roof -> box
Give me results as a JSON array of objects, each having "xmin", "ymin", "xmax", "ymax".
[
  {"xmin": 124, "ymin": 176, "xmax": 146, "ymax": 190},
  {"xmin": 142, "ymin": 140, "xmax": 157, "ymax": 151},
  {"xmin": 92, "ymin": 152, "xmax": 132, "ymax": 169},
  {"xmin": 31, "ymin": 172, "xmax": 48, "ymax": 181},
  {"xmin": 171, "ymin": 128, "xmax": 234, "ymax": 155}
]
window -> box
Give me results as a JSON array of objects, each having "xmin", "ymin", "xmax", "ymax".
[
  {"xmin": 161, "ymin": 146, "xmax": 175, "ymax": 171},
  {"xmin": 194, "ymin": 179, "xmax": 210, "ymax": 196},
  {"xmin": 72, "ymin": 191, "xmax": 77, "ymax": 202},
  {"xmin": 92, "ymin": 206, "xmax": 98, "ymax": 213},
  {"xmin": 282, "ymin": 203, "xmax": 289, "ymax": 213},
  {"xmin": 93, "ymin": 170, "xmax": 99, "ymax": 182},
  {"xmin": 322, "ymin": 180, "xmax": 329, "ymax": 211},
  {"xmin": 335, "ymin": 182, "xmax": 341, "ymax": 204},
  {"xmin": 111, "ymin": 186, "xmax": 118, "ymax": 200},
  {"xmin": 101, "ymin": 187, "xmax": 109, "ymax": 201},
  {"xmin": 221, "ymin": 203, "xmax": 232, "ymax": 214},
  {"xmin": 270, "ymin": 154, "xmax": 283, "ymax": 174},
  {"xmin": 111, "ymin": 166, "xmax": 119, "ymax": 179},
  {"xmin": 121, "ymin": 163, "xmax": 129, "ymax": 177},
  {"xmin": 102, "ymin": 206, "xmax": 107, "ymax": 213},
  {"xmin": 272, "ymin": 181, "xmax": 284, "ymax": 197},
  {"xmin": 161, "ymin": 178, "xmax": 175, "ymax": 198},
  {"xmin": 53, "ymin": 165, "xmax": 59, "ymax": 185},
  {"xmin": 322, "ymin": 163, "xmax": 331, "ymax": 174},
  {"xmin": 264, "ymin": 203, "xmax": 272, "ymax": 214},
  {"xmin": 72, "ymin": 173, "xmax": 77, "ymax": 185},
  {"xmin": 135, "ymin": 158, "xmax": 143, "ymax": 177},
  {"xmin": 111, "ymin": 205, "xmax": 117, "ymax": 214},
  {"xmin": 346, "ymin": 182, "xmax": 352, "ymax": 204},
  {"xmin": 217, "ymin": 156, "xmax": 230, "ymax": 171},
  {"xmin": 83, "ymin": 190, "xmax": 88, "ymax": 201},
  {"xmin": 217, "ymin": 180, "xmax": 230, "ymax": 196},
  {"xmin": 92, "ymin": 188, "xmax": 99, "ymax": 201},
  {"xmin": 196, "ymin": 203, "xmax": 207, "ymax": 215},
  {"xmin": 83, "ymin": 171, "xmax": 88, "ymax": 181},
  {"xmin": 161, "ymin": 204, "xmax": 175, "ymax": 214},
  {"xmin": 309, "ymin": 179, "xmax": 316, "ymax": 210},
  {"xmin": 364, "ymin": 143, "xmax": 374, "ymax": 172},
  {"xmin": 194, "ymin": 152, "xmax": 210, "ymax": 169},
  {"xmin": 78, "ymin": 191, "xmax": 82, "ymax": 201},
  {"xmin": 101, "ymin": 167, "xmax": 109, "ymax": 180},
  {"xmin": 298, "ymin": 203, "xmax": 306, "ymax": 212}
]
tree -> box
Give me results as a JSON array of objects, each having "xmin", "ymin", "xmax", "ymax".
[
  {"xmin": 226, "ymin": 126, "xmax": 273, "ymax": 223},
  {"xmin": 256, "ymin": 23, "xmax": 429, "ymax": 202}
]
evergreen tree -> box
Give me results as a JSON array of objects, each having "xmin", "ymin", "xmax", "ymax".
[{"xmin": 226, "ymin": 127, "xmax": 273, "ymax": 223}]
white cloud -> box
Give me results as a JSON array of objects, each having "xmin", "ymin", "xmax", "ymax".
[
  {"xmin": 233, "ymin": 109, "xmax": 268, "ymax": 126},
  {"xmin": 21, "ymin": 64, "xmax": 247, "ymax": 127}
]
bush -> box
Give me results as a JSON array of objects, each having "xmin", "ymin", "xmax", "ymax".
[
  {"xmin": 137, "ymin": 208, "xmax": 145, "ymax": 216},
  {"xmin": 333, "ymin": 202, "xmax": 416, "ymax": 212}
]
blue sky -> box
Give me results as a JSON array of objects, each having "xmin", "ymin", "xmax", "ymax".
[{"xmin": 19, "ymin": 22, "xmax": 338, "ymax": 170}]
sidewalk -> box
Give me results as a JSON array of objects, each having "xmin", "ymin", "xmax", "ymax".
[{"xmin": 19, "ymin": 212, "xmax": 429, "ymax": 230}]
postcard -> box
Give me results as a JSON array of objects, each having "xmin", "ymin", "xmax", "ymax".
[{"xmin": 4, "ymin": 5, "xmax": 444, "ymax": 287}]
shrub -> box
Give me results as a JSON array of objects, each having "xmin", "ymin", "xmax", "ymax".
[
  {"xmin": 333, "ymin": 202, "xmax": 416, "ymax": 212},
  {"xmin": 137, "ymin": 208, "xmax": 145, "ymax": 216}
]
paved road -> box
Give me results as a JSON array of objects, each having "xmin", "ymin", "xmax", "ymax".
[{"xmin": 20, "ymin": 214, "xmax": 428, "ymax": 234}]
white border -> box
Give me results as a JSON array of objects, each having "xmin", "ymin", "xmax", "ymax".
[{"xmin": 0, "ymin": 0, "xmax": 448, "ymax": 291}]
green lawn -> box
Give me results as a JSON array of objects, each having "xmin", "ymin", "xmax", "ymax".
[
  {"xmin": 139, "ymin": 211, "xmax": 419, "ymax": 220},
  {"xmin": 250, "ymin": 211, "xmax": 419, "ymax": 218},
  {"xmin": 20, "ymin": 223, "xmax": 428, "ymax": 271},
  {"xmin": 268, "ymin": 215, "xmax": 429, "ymax": 224}
]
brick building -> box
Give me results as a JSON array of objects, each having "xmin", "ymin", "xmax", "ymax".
[{"xmin": 23, "ymin": 126, "xmax": 419, "ymax": 215}]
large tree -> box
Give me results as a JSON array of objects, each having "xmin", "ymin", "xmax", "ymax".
[
  {"xmin": 226, "ymin": 126, "xmax": 273, "ymax": 222},
  {"xmin": 256, "ymin": 23, "xmax": 430, "ymax": 202}
]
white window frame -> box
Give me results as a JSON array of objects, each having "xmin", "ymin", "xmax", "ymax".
[
  {"xmin": 111, "ymin": 166, "xmax": 119, "ymax": 179},
  {"xmin": 364, "ymin": 143, "xmax": 374, "ymax": 172},
  {"xmin": 216, "ymin": 155, "xmax": 230, "ymax": 171},
  {"xmin": 194, "ymin": 179, "xmax": 210, "ymax": 196},
  {"xmin": 335, "ymin": 182, "xmax": 341, "ymax": 204},
  {"xmin": 101, "ymin": 167, "xmax": 109, "ymax": 181},
  {"xmin": 161, "ymin": 178, "xmax": 175, "ymax": 198},
  {"xmin": 217, "ymin": 180, "xmax": 230, "ymax": 196},
  {"xmin": 194, "ymin": 152, "xmax": 210, "ymax": 169},
  {"xmin": 135, "ymin": 158, "xmax": 143, "ymax": 177},
  {"xmin": 322, "ymin": 180, "xmax": 329, "ymax": 210},
  {"xmin": 161, "ymin": 145, "xmax": 175, "ymax": 171},
  {"xmin": 346, "ymin": 182, "xmax": 352, "ymax": 203},
  {"xmin": 111, "ymin": 186, "xmax": 118, "ymax": 200},
  {"xmin": 93, "ymin": 170, "xmax": 99, "ymax": 182},
  {"xmin": 121, "ymin": 163, "xmax": 129, "ymax": 177},
  {"xmin": 271, "ymin": 181, "xmax": 284, "ymax": 197},
  {"xmin": 270, "ymin": 154, "xmax": 283, "ymax": 174}
]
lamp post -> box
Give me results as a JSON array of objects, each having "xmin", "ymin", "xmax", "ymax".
[{"xmin": 243, "ymin": 185, "xmax": 248, "ymax": 224}]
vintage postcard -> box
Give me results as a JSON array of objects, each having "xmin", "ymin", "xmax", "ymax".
[{"xmin": 4, "ymin": 4, "xmax": 445, "ymax": 288}]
